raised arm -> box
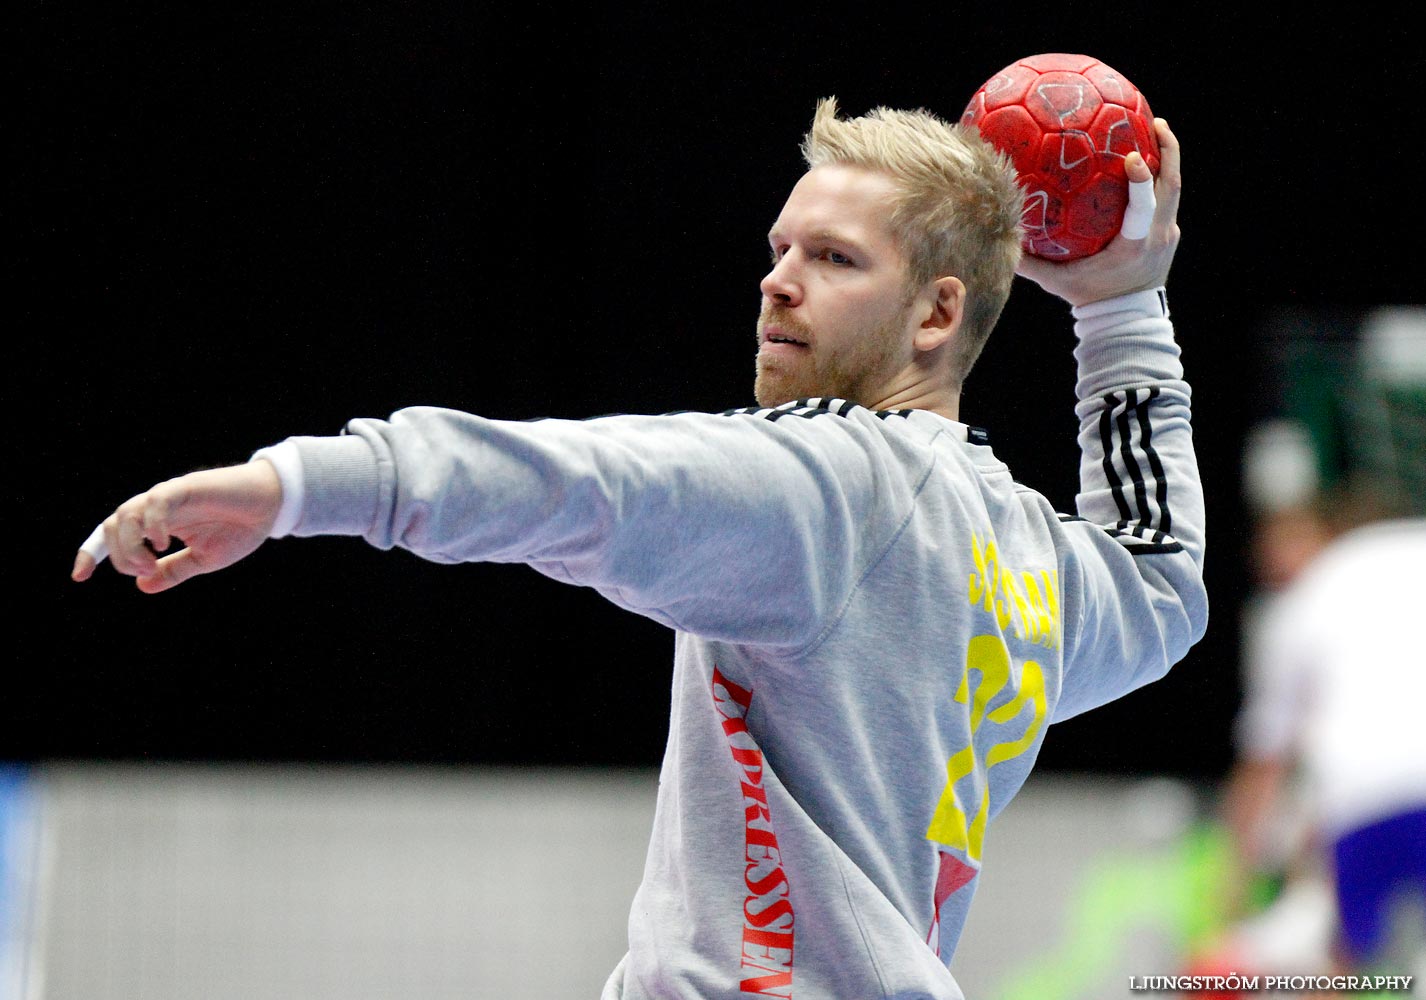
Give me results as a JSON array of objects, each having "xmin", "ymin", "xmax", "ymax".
[{"xmin": 1020, "ymin": 121, "xmax": 1209, "ymax": 719}]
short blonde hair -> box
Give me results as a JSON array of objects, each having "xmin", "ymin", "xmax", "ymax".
[{"xmin": 801, "ymin": 97, "xmax": 1024, "ymax": 384}]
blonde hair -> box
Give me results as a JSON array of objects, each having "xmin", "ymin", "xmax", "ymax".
[{"xmin": 800, "ymin": 97, "xmax": 1024, "ymax": 384}]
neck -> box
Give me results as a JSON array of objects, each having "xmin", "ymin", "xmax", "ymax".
[{"xmin": 867, "ymin": 368, "xmax": 961, "ymax": 421}]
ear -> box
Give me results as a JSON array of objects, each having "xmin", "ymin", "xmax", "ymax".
[{"xmin": 912, "ymin": 275, "xmax": 965, "ymax": 353}]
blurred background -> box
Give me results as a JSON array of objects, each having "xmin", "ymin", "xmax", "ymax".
[{"xmin": 11, "ymin": 6, "xmax": 1425, "ymax": 998}]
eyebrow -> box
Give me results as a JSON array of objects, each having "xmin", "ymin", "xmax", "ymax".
[{"xmin": 766, "ymin": 227, "xmax": 867, "ymax": 250}]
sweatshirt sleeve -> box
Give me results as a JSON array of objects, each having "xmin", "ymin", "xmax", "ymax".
[
  {"xmin": 267, "ymin": 404, "xmax": 927, "ymax": 652},
  {"xmin": 1052, "ymin": 288, "xmax": 1209, "ymax": 721}
]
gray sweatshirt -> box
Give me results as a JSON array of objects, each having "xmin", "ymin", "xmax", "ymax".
[{"xmin": 255, "ymin": 288, "xmax": 1207, "ymax": 998}]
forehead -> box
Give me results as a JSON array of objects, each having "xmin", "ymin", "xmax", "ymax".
[{"xmin": 770, "ymin": 164, "xmax": 901, "ymax": 245}]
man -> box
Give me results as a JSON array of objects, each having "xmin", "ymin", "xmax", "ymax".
[
  {"xmin": 74, "ymin": 99, "xmax": 1202, "ymax": 998},
  {"xmin": 1224, "ymin": 505, "xmax": 1426, "ymax": 982}
]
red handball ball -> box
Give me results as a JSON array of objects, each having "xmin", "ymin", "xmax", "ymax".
[{"xmin": 961, "ymin": 53, "xmax": 1160, "ymax": 261}]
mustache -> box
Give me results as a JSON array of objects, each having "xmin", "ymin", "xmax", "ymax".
[{"xmin": 758, "ymin": 304, "xmax": 815, "ymax": 342}]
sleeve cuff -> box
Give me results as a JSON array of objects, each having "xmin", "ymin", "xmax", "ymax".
[
  {"xmin": 1071, "ymin": 288, "xmax": 1169, "ymax": 337},
  {"xmin": 1070, "ymin": 286, "xmax": 1183, "ymax": 399},
  {"xmin": 250, "ymin": 442, "xmax": 305, "ymax": 538}
]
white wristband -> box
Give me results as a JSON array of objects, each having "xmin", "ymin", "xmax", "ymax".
[
  {"xmin": 250, "ymin": 442, "xmax": 305, "ymax": 538},
  {"xmin": 1072, "ymin": 287, "xmax": 1169, "ymax": 322}
]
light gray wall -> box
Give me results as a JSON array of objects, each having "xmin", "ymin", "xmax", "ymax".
[{"xmin": 7, "ymin": 766, "xmax": 1206, "ymax": 1000}]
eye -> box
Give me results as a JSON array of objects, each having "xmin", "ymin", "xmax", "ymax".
[
  {"xmin": 825, "ymin": 250, "xmax": 852, "ymax": 265},
  {"xmin": 769, "ymin": 244, "xmax": 788, "ymax": 264}
]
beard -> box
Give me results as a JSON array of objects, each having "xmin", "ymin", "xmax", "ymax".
[{"xmin": 753, "ymin": 303, "xmax": 907, "ymax": 409}]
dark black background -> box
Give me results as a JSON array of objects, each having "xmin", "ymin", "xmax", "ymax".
[{"xmin": 15, "ymin": 8, "xmax": 1420, "ymax": 775}]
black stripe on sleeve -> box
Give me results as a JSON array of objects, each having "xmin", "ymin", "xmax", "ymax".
[
  {"xmin": 1099, "ymin": 400, "xmax": 1134, "ymax": 524},
  {"xmin": 1057, "ymin": 514, "xmax": 1185, "ymax": 555},
  {"xmin": 1114, "ymin": 389, "xmax": 1152, "ymax": 537},
  {"xmin": 1135, "ymin": 387, "xmax": 1172, "ymax": 543}
]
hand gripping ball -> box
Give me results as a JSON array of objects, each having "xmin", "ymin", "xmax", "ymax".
[{"xmin": 961, "ymin": 53, "xmax": 1160, "ymax": 261}]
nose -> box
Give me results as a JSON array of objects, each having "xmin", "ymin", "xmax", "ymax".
[{"xmin": 760, "ymin": 252, "xmax": 802, "ymax": 306}]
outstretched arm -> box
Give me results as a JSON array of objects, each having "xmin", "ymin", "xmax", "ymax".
[
  {"xmin": 71, "ymin": 460, "xmax": 283, "ymax": 593},
  {"xmin": 68, "ymin": 403, "xmax": 916, "ymax": 650}
]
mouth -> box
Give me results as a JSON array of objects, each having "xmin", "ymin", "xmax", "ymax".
[{"xmin": 760, "ymin": 326, "xmax": 810, "ymax": 349}]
